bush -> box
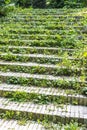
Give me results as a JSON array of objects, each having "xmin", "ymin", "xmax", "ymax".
[
  {"xmin": 15, "ymin": 0, "xmax": 46, "ymax": 8},
  {"xmin": 15, "ymin": 0, "xmax": 32, "ymax": 7},
  {"xmin": 48, "ymin": 0, "xmax": 87, "ymax": 8},
  {"xmin": 33, "ymin": 0, "xmax": 46, "ymax": 8},
  {"xmin": 64, "ymin": 0, "xmax": 82, "ymax": 8},
  {"xmin": 0, "ymin": 3, "xmax": 15, "ymax": 16},
  {"xmin": 0, "ymin": 0, "xmax": 15, "ymax": 16},
  {"xmin": 49, "ymin": 0, "xmax": 64, "ymax": 8},
  {"xmin": 82, "ymin": 87, "xmax": 87, "ymax": 96}
]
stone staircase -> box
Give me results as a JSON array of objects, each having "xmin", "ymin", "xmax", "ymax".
[{"xmin": 0, "ymin": 8, "xmax": 87, "ymax": 129}]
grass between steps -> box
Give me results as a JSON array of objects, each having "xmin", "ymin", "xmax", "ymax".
[
  {"xmin": 0, "ymin": 53, "xmax": 86, "ymax": 66},
  {"xmin": 0, "ymin": 90, "xmax": 81, "ymax": 106},
  {"xmin": 0, "ymin": 75, "xmax": 86, "ymax": 90},
  {"xmin": 0, "ymin": 64, "xmax": 84, "ymax": 76}
]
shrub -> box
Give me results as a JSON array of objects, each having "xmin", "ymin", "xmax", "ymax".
[
  {"xmin": 15, "ymin": 0, "xmax": 32, "ymax": 7},
  {"xmin": 0, "ymin": 3, "xmax": 15, "ymax": 16},
  {"xmin": 49, "ymin": 0, "xmax": 64, "ymax": 8},
  {"xmin": 0, "ymin": 0, "xmax": 15, "ymax": 16},
  {"xmin": 15, "ymin": 0, "xmax": 46, "ymax": 8},
  {"xmin": 82, "ymin": 87, "xmax": 87, "ymax": 96},
  {"xmin": 33, "ymin": 0, "xmax": 46, "ymax": 8}
]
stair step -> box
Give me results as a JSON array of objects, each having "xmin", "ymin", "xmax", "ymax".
[
  {"xmin": 9, "ymin": 14, "xmax": 80, "ymax": 17},
  {"xmin": 0, "ymin": 46, "xmax": 77, "ymax": 51},
  {"xmin": 0, "ymin": 61, "xmax": 83, "ymax": 69},
  {"xmin": 0, "ymin": 97, "xmax": 86, "ymax": 124},
  {"xmin": 1, "ymin": 16, "xmax": 83, "ymax": 21},
  {"xmin": 0, "ymin": 34, "xmax": 80, "ymax": 40},
  {"xmin": 0, "ymin": 22, "xmax": 82, "ymax": 26},
  {"xmin": 0, "ymin": 61, "xmax": 84, "ymax": 76},
  {"xmin": 0, "ymin": 53, "xmax": 83, "ymax": 65},
  {"xmin": 0, "ymin": 71, "xmax": 84, "ymax": 82},
  {"xmin": 0, "ymin": 28, "xmax": 78, "ymax": 34},
  {"xmin": 16, "ymin": 9, "xmax": 79, "ymax": 14},
  {"xmin": 16, "ymin": 11, "xmax": 79, "ymax": 15},
  {"xmin": 0, "ymin": 83, "xmax": 86, "ymax": 105},
  {"xmin": 0, "ymin": 71, "xmax": 86, "ymax": 90},
  {"xmin": 0, "ymin": 119, "xmax": 45, "ymax": 130},
  {"xmin": 1, "ymin": 14, "xmax": 82, "ymax": 18},
  {"xmin": 0, "ymin": 72, "xmax": 87, "ymax": 90},
  {"xmin": 0, "ymin": 23, "xmax": 83, "ymax": 29},
  {"xmin": 0, "ymin": 119, "xmax": 85, "ymax": 130},
  {"xmin": 0, "ymin": 39, "xmax": 83, "ymax": 48},
  {"xmin": 0, "ymin": 46, "xmax": 84, "ymax": 58},
  {"xmin": 0, "ymin": 53, "xmax": 81, "ymax": 60}
]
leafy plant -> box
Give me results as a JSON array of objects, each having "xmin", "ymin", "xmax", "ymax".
[
  {"xmin": 64, "ymin": 122, "xmax": 81, "ymax": 130},
  {"xmin": 82, "ymin": 87, "xmax": 87, "ymax": 96},
  {"xmin": 1, "ymin": 4, "xmax": 15, "ymax": 15}
]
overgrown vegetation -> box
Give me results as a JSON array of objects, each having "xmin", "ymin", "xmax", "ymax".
[
  {"xmin": 0, "ymin": 0, "xmax": 87, "ymax": 14},
  {"xmin": 0, "ymin": 0, "xmax": 15, "ymax": 16},
  {"xmin": 0, "ymin": 3, "xmax": 87, "ymax": 129},
  {"xmin": 13, "ymin": 0, "xmax": 87, "ymax": 8}
]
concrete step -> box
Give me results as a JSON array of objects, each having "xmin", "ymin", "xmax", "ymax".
[
  {"xmin": 0, "ymin": 53, "xmax": 84, "ymax": 65},
  {"xmin": 0, "ymin": 83, "xmax": 86, "ymax": 106},
  {"xmin": 0, "ymin": 46, "xmax": 84, "ymax": 59},
  {"xmin": 0, "ymin": 119, "xmax": 85, "ymax": 130},
  {"xmin": 16, "ymin": 9, "xmax": 80, "ymax": 14},
  {"xmin": 0, "ymin": 15, "xmax": 84, "ymax": 21},
  {"xmin": 0, "ymin": 34, "xmax": 79, "ymax": 39},
  {"xmin": 0, "ymin": 53, "xmax": 82, "ymax": 61},
  {"xmin": 0, "ymin": 61, "xmax": 84, "ymax": 76},
  {"xmin": 0, "ymin": 39, "xmax": 83, "ymax": 48},
  {"xmin": 0, "ymin": 119, "xmax": 45, "ymax": 130},
  {"xmin": 0, "ymin": 61, "xmax": 84, "ymax": 69},
  {"xmin": 0, "ymin": 23, "xmax": 83, "ymax": 29},
  {"xmin": 0, "ymin": 97, "xmax": 86, "ymax": 125},
  {"xmin": 0, "ymin": 28, "xmax": 79, "ymax": 34},
  {"xmin": 0, "ymin": 45, "xmax": 77, "ymax": 51},
  {"xmin": 8, "ymin": 14, "xmax": 82, "ymax": 18},
  {"xmin": 0, "ymin": 71, "xmax": 85, "ymax": 83},
  {"xmin": 0, "ymin": 71, "xmax": 86, "ymax": 91}
]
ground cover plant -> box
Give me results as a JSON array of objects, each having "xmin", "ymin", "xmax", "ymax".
[{"xmin": 0, "ymin": 6, "xmax": 87, "ymax": 130}]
